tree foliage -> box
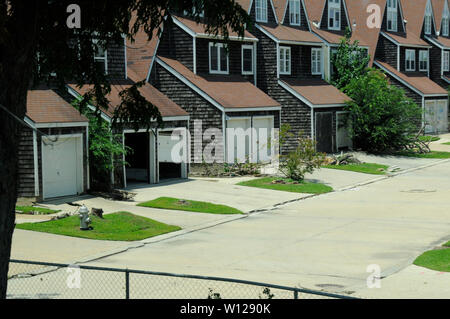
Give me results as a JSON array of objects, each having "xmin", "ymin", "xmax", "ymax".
[
  {"xmin": 331, "ymin": 29, "xmax": 370, "ymax": 90},
  {"xmin": 0, "ymin": 0, "xmax": 252, "ymax": 299},
  {"xmin": 344, "ymin": 69, "xmax": 423, "ymax": 153}
]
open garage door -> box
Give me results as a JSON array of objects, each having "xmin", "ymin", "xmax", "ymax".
[
  {"xmin": 125, "ymin": 132, "xmax": 150, "ymax": 183},
  {"xmin": 315, "ymin": 112, "xmax": 334, "ymax": 153},
  {"xmin": 42, "ymin": 135, "xmax": 83, "ymax": 199}
]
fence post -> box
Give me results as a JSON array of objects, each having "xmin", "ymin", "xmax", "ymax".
[
  {"xmin": 125, "ymin": 269, "xmax": 130, "ymax": 299},
  {"xmin": 294, "ymin": 290, "xmax": 299, "ymax": 299}
]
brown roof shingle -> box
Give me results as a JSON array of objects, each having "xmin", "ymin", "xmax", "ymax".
[
  {"xmin": 69, "ymin": 80, "xmax": 188, "ymax": 118},
  {"xmin": 158, "ymin": 56, "xmax": 281, "ymax": 109},
  {"xmin": 260, "ymin": 24, "xmax": 323, "ymax": 44},
  {"xmin": 280, "ymin": 78, "xmax": 352, "ymax": 106},
  {"xmin": 27, "ymin": 89, "xmax": 87, "ymax": 124},
  {"xmin": 375, "ymin": 60, "xmax": 448, "ymax": 95},
  {"xmin": 126, "ymin": 28, "xmax": 159, "ymax": 82}
]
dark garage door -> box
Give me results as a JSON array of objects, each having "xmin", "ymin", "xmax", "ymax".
[{"xmin": 315, "ymin": 112, "xmax": 333, "ymax": 153}]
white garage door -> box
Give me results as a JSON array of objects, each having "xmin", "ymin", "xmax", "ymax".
[
  {"xmin": 425, "ymin": 100, "xmax": 448, "ymax": 134},
  {"xmin": 252, "ymin": 117, "xmax": 274, "ymax": 163},
  {"xmin": 158, "ymin": 133, "xmax": 182, "ymax": 163},
  {"xmin": 42, "ymin": 136, "xmax": 81, "ymax": 199},
  {"xmin": 226, "ymin": 118, "xmax": 251, "ymax": 163}
]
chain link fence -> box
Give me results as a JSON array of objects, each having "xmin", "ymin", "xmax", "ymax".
[{"xmin": 7, "ymin": 260, "xmax": 357, "ymax": 299}]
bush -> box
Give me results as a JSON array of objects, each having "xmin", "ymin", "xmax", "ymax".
[
  {"xmin": 343, "ymin": 69, "xmax": 422, "ymax": 153},
  {"xmin": 278, "ymin": 126, "xmax": 326, "ymax": 181}
]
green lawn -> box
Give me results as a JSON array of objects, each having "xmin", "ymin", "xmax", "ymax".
[
  {"xmin": 322, "ymin": 163, "xmax": 389, "ymax": 175},
  {"xmin": 395, "ymin": 151, "xmax": 450, "ymax": 159},
  {"xmin": 237, "ymin": 177, "xmax": 333, "ymax": 194},
  {"xmin": 138, "ymin": 197, "xmax": 244, "ymax": 215},
  {"xmin": 414, "ymin": 247, "xmax": 450, "ymax": 272},
  {"xmin": 418, "ymin": 136, "xmax": 440, "ymax": 143},
  {"xmin": 16, "ymin": 212, "xmax": 181, "ymax": 241},
  {"xmin": 16, "ymin": 206, "xmax": 60, "ymax": 215},
  {"xmin": 442, "ymin": 142, "xmax": 450, "ymax": 146}
]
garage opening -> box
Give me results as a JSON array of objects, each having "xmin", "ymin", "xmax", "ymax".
[
  {"xmin": 158, "ymin": 132, "xmax": 182, "ymax": 180},
  {"xmin": 125, "ymin": 132, "xmax": 150, "ymax": 183}
]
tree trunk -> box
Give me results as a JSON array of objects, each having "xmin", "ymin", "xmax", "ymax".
[{"xmin": 0, "ymin": 1, "xmax": 40, "ymax": 298}]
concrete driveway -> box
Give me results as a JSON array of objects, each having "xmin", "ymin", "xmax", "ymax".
[{"xmin": 85, "ymin": 159, "xmax": 450, "ymax": 298}]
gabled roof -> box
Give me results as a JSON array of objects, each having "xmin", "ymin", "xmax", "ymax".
[
  {"xmin": 431, "ymin": 0, "xmax": 446, "ymax": 33},
  {"xmin": 375, "ymin": 60, "xmax": 448, "ymax": 96},
  {"xmin": 156, "ymin": 56, "xmax": 281, "ymax": 111},
  {"xmin": 68, "ymin": 78, "xmax": 188, "ymax": 119},
  {"xmin": 258, "ymin": 24, "xmax": 322, "ymax": 44},
  {"xmin": 279, "ymin": 78, "xmax": 351, "ymax": 106},
  {"xmin": 273, "ymin": 0, "xmax": 287, "ymax": 23},
  {"xmin": 173, "ymin": 16, "xmax": 257, "ymax": 41},
  {"xmin": 401, "ymin": 0, "xmax": 430, "ymax": 36},
  {"xmin": 126, "ymin": 28, "xmax": 159, "ymax": 82},
  {"xmin": 27, "ymin": 88, "xmax": 88, "ymax": 124},
  {"xmin": 303, "ymin": 0, "xmax": 370, "ymax": 46}
]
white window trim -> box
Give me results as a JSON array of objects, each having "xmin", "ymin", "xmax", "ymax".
[
  {"xmin": 424, "ymin": 1, "xmax": 433, "ymax": 35},
  {"xmin": 289, "ymin": 0, "xmax": 301, "ymax": 26},
  {"xmin": 279, "ymin": 46, "xmax": 291, "ymax": 75},
  {"xmin": 387, "ymin": 0, "xmax": 398, "ymax": 32},
  {"xmin": 241, "ymin": 45, "xmax": 254, "ymax": 75},
  {"xmin": 209, "ymin": 42, "xmax": 229, "ymax": 75},
  {"xmin": 328, "ymin": 0, "xmax": 341, "ymax": 31},
  {"xmin": 255, "ymin": 0, "xmax": 268, "ymax": 23},
  {"xmin": 311, "ymin": 48, "xmax": 322, "ymax": 75},
  {"xmin": 405, "ymin": 49, "xmax": 416, "ymax": 71},
  {"xmin": 444, "ymin": 51, "xmax": 450, "ymax": 72},
  {"xmin": 419, "ymin": 50, "xmax": 428, "ymax": 71},
  {"xmin": 93, "ymin": 39, "xmax": 108, "ymax": 74}
]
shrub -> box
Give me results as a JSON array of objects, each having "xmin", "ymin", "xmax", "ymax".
[
  {"xmin": 343, "ymin": 69, "xmax": 422, "ymax": 153},
  {"xmin": 278, "ymin": 126, "xmax": 326, "ymax": 181}
]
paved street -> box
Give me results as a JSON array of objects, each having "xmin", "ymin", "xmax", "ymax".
[{"xmin": 78, "ymin": 159, "xmax": 450, "ymax": 298}]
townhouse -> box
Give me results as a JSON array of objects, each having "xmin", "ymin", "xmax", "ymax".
[
  {"xmin": 374, "ymin": 0, "xmax": 449, "ymax": 134},
  {"xmin": 148, "ymin": 15, "xmax": 281, "ymax": 164},
  {"xmin": 235, "ymin": 0, "xmax": 353, "ymax": 153},
  {"xmin": 17, "ymin": 1, "xmax": 450, "ymax": 201},
  {"xmin": 18, "ymin": 34, "xmax": 190, "ymax": 201}
]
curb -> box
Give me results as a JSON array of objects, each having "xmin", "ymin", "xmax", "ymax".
[{"xmin": 67, "ymin": 158, "xmax": 450, "ymax": 265}]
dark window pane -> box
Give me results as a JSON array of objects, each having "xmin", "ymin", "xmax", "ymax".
[
  {"xmin": 210, "ymin": 46, "xmax": 218, "ymax": 71},
  {"xmin": 220, "ymin": 47, "xmax": 228, "ymax": 72},
  {"xmin": 243, "ymin": 48, "xmax": 253, "ymax": 72}
]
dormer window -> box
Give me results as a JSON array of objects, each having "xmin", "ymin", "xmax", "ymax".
[
  {"xmin": 289, "ymin": 0, "xmax": 301, "ymax": 26},
  {"xmin": 443, "ymin": 2, "xmax": 449, "ymax": 36},
  {"xmin": 424, "ymin": 1, "xmax": 432, "ymax": 35},
  {"xmin": 209, "ymin": 42, "xmax": 228, "ymax": 74},
  {"xmin": 328, "ymin": 0, "xmax": 341, "ymax": 30},
  {"xmin": 93, "ymin": 39, "xmax": 108, "ymax": 74},
  {"xmin": 387, "ymin": 0, "xmax": 398, "ymax": 32},
  {"xmin": 255, "ymin": 0, "xmax": 268, "ymax": 23}
]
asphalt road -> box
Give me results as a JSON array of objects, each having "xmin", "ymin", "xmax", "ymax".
[{"xmin": 85, "ymin": 160, "xmax": 450, "ymax": 298}]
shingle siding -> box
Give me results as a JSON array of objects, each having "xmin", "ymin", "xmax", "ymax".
[
  {"xmin": 107, "ymin": 40, "xmax": 126, "ymax": 79},
  {"xmin": 375, "ymin": 35, "xmax": 398, "ymax": 69},
  {"xmin": 250, "ymin": 0, "xmax": 278, "ymax": 26},
  {"xmin": 195, "ymin": 38, "xmax": 255, "ymax": 82},
  {"xmin": 151, "ymin": 63, "xmax": 224, "ymax": 162},
  {"xmin": 17, "ymin": 127, "xmax": 36, "ymax": 198},
  {"xmin": 158, "ymin": 23, "xmax": 194, "ymax": 72}
]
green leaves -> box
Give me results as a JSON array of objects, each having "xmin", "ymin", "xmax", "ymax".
[{"xmin": 343, "ymin": 69, "xmax": 422, "ymax": 153}]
